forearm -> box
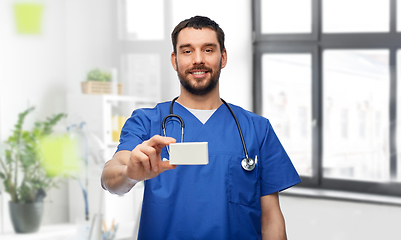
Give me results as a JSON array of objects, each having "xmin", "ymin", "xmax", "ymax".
[
  {"xmin": 261, "ymin": 211, "xmax": 287, "ymax": 240},
  {"xmin": 101, "ymin": 152, "xmax": 138, "ymax": 195},
  {"xmin": 261, "ymin": 192, "xmax": 288, "ymax": 240}
]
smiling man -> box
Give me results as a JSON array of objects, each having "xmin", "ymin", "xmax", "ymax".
[{"xmin": 101, "ymin": 16, "xmax": 301, "ymax": 240}]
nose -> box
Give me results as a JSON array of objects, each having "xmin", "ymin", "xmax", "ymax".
[{"xmin": 193, "ymin": 51, "xmax": 204, "ymax": 65}]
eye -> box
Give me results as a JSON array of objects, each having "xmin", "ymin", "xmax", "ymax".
[{"xmin": 205, "ymin": 49, "xmax": 213, "ymax": 53}]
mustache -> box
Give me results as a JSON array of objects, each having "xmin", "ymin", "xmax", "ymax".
[{"xmin": 185, "ymin": 66, "xmax": 213, "ymax": 73}]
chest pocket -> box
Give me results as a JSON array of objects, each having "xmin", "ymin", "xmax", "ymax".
[{"xmin": 227, "ymin": 154, "xmax": 260, "ymax": 207}]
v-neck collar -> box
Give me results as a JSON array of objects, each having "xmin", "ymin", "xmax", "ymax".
[
  {"xmin": 174, "ymin": 101, "xmax": 225, "ymax": 125},
  {"xmin": 166, "ymin": 101, "xmax": 233, "ymax": 143}
]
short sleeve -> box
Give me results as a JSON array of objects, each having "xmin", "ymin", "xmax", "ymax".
[
  {"xmin": 116, "ymin": 109, "xmax": 151, "ymax": 152},
  {"xmin": 259, "ymin": 120, "xmax": 301, "ymax": 196}
]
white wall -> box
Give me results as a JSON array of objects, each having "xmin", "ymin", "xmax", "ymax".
[
  {"xmin": 281, "ymin": 195, "xmax": 401, "ymax": 240},
  {"xmin": 64, "ymin": 0, "xmax": 115, "ymax": 96},
  {"xmin": 0, "ymin": 0, "xmax": 114, "ymax": 137},
  {"xmin": 0, "ymin": 0, "xmax": 68, "ymax": 140}
]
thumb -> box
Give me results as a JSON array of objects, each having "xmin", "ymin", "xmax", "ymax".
[{"xmin": 159, "ymin": 160, "xmax": 177, "ymax": 171}]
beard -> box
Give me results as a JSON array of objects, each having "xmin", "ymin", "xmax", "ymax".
[{"xmin": 177, "ymin": 61, "xmax": 222, "ymax": 96}]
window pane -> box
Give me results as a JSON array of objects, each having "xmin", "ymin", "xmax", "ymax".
[
  {"xmin": 323, "ymin": 0, "xmax": 389, "ymax": 33},
  {"xmin": 398, "ymin": 1, "xmax": 401, "ymax": 32},
  {"xmin": 262, "ymin": 54, "xmax": 312, "ymax": 177},
  {"xmin": 125, "ymin": 0, "xmax": 164, "ymax": 40},
  {"xmin": 397, "ymin": 50, "xmax": 401, "ymax": 182},
  {"xmin": 323, "ymin": 50, "xmax": 390, "ymax": 182},
  {"xmin": 261, "ymin": 0, "xmax": 312, "ymax": 34}
]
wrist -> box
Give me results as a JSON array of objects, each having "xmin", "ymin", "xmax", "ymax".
[{"xmin": 126, "ymin": 176, "xmax": 140, "ymax": 184}]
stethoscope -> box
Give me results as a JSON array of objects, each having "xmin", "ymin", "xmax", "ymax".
[{"xmin": 162, "ymin": 97, "xmax": 256, "ymax": 171}]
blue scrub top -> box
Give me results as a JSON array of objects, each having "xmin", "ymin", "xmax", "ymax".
[{"xmin": 117, "ymin": 101, "xmax": 301, "ymax": 240}]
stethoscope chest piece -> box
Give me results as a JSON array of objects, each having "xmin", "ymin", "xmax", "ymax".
[{"xmin": 241, "ymin": 158, "xmax": 255, "ymax": 171}]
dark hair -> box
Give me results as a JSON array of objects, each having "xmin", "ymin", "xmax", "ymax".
[{"xmin": 171, "ymin": 16, "xmax": 225, "ymax": 54}]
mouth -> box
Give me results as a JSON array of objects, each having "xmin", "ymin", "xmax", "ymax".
[{"xmin": 188, "ymin": 69, "xmax": 211, "ymax": 78}]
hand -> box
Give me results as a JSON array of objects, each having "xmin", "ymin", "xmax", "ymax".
[{"xmin": 125, "ymin": 135, "xmax": 176, "ymax": 181}]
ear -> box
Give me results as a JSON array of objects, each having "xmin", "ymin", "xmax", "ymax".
[
  {"xmin": 171, "ymin": 52, "xmax": 178, "ymax": 71},
  {"xmin": 221, "ymin": 49, "xmax": 227, "ymax": 69}
]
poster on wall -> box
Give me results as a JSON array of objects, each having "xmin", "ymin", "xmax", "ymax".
[{"xmin": 124, "ymin": 53, "xmax": 161, "ymax": 101}]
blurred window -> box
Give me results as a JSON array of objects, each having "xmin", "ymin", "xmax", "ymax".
[
  {"xmin": 398, "ymin": 2, "xmax": 401, "ymax": 32},
  {"xmin": 323, "ymin": 0, "xmax": 390, "ymax": 33},
  {"xmin": 323, "ymin": 50, "xmax": 390, "ymax": 182},
  {"xmin": 117, "ymin": 0, "xmax": 171, "ymax": 101},
  {"xmin": 261, "ymin": 0, "xmax": 312, "ymax": 34},
  {"xmin": 262, "ymin": 54, "xmax": 312, "ymax": 177},
  {"xmin": 397, "ymin": 50, "xmax": 401, "ymax": 182},
  {"xmin": 124, "ymin": 0, "xmax": 164, "ymax": 40}
]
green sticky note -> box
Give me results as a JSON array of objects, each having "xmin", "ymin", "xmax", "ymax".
[
  {"xmin": 14, "ymin": 3, "xmax": 43, "ymax": 34},
  {"xmin": 40, "ymin": 134, "xmax": 81, "ymax": 177}
]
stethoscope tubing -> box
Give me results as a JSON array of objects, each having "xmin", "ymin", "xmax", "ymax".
[
  {"xmin": 220, "ymin": 98, "xmax": 249, "ymax": 159},
  {"xmin": 162, "ymin": 97, "xmax": 255, "ymax": 171}
]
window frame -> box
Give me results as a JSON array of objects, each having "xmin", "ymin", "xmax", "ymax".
[{"xmin": 253, "ymin": 0, "xmax": 401, "ymax": 197}]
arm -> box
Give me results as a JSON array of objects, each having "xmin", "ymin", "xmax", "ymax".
[
  {"xmin": 101, "ymin": 135, "xmax": 176, "ymax": 195},
  {"xmin": 261, "ymin": 192, "xmax": 287, "ymax": 240}
]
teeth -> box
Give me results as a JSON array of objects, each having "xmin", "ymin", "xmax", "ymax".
[{"xmin": 193, "ymin": 71, "xmax": 206, "ymax": 75}]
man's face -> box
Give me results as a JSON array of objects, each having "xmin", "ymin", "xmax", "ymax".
[{"xmin": 171, "ymin": 27, "xmax": 227, "ymax": 96}]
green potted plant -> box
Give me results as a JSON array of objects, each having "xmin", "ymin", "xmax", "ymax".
[
  {"xmin": 86, "ymin": 68, "xmax": 111, "ymax": 82},
  {"xmin": 81, "ymin": 68, "xmax": 122, "ymax": 95},
  {"xmin": 0, "ymin": 107, "xmax": 69, "ymax": 233}
]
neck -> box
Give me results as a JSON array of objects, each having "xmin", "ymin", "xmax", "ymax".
[{"xmin": 177, "ymin": 87, "xmax": 222, "ymax": 110}]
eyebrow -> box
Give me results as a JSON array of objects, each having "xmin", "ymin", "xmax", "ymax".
[{"xmin": 178, "ymin": 43, "xmax": 218, "ymax": 49}]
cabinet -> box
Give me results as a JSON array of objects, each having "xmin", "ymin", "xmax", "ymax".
[{"xmin": 66, "ymin": 94, "xmax": 156, "ymax": 239}]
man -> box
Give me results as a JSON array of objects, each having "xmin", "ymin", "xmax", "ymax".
[{"xmin": 101, "ymin": 16, "xmax": 301, "ymax": 240}]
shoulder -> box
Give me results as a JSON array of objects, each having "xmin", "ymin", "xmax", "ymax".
[
  {"xmin": 123, "ymin": 101, "xmax": 170, "ymax": 132},
  {"xmin": 118, "ymin": 101, "xmax": 170, "ymax": 151},
  {"xmin": 226, "ymin": 103, "xmax": 274, "ymax": 143},
  {"xmin": 227, "ymin": 103, "xmax": 271, "ymax": 126}
]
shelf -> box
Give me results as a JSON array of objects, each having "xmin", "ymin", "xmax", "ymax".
[
  {"xmin": 107, "ymin": 142, "xmax": 119, "ymax": 148},
  {"xmin": 67, "ymin": 94, "xmax": 156, "ymax": 147},
  {"xmin": 1, "ymin": 221, "xmax": 136, "ymax": 240},
  {"xmin": 0, "ymin": 224, "xmax": 75, "ymax": 240}
]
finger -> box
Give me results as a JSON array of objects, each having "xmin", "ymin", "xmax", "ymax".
[
  {"xmin": 143, "ymin": 136, "xmax": 176, "ymax": 172},
  {"xmin": 143, "ymin": 144, "xmax": 160, "ymax": 172},
  {"xmin": 131, "ymin": 146, "xmax": 152, "ymax": 174},
  {"xmin": 139, "ymin": 143, "xmax": 167, "ymax": 173},
  {"xmin": 145, "ymin": 135, "xmax": 176, "ymax": 152},
  {"xmin": 130, "ymin": 136, "xmax": 177, "ymax": 179}
]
